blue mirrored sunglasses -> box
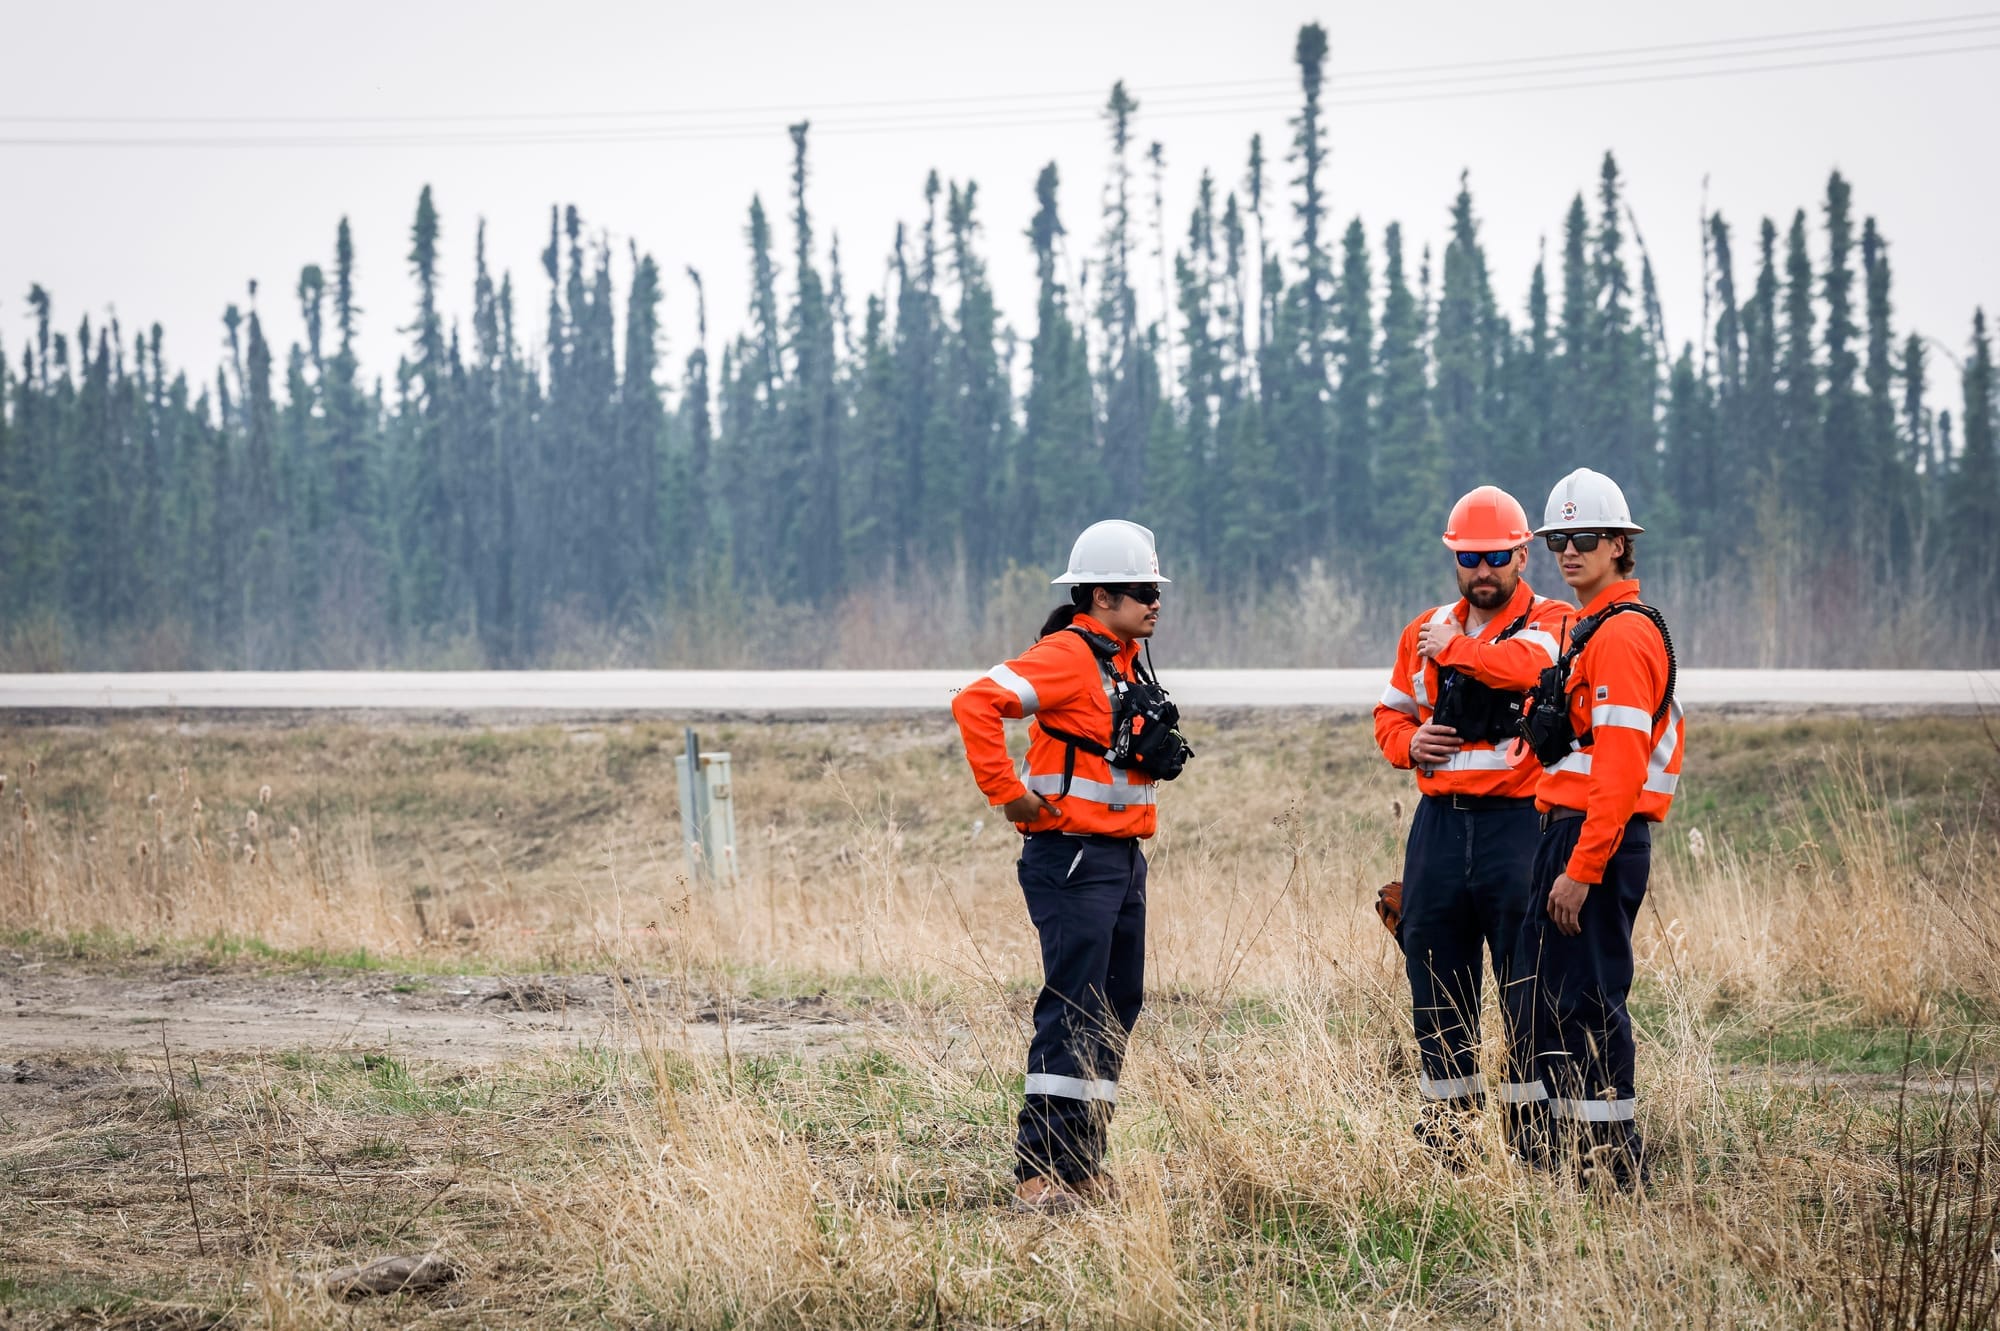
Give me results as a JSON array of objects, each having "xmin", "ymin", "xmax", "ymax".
[{"xmin": 1454, "ymin": 549, "xmax": 1516, "ymax": 569}]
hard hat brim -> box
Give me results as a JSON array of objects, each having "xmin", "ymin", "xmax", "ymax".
[
  {"xmin": 1441, "ymin": 534, "xmax": 1532, "ymax": 552},
  {"xmin": 1532, "ymin": 520, "xmax": 1645, "ymax": 536},
  {"xmin": 1051, "ymin": 573, "xmax": 1172, "ymax": 585}
]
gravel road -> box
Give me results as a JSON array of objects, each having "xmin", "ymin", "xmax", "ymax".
[{"xmin": 3, "ymin": 667, "xmax": 1995, "ymax": 712}]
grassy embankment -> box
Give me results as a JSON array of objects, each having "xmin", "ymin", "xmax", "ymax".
[{"xmin": 2, "ymin": 712, "xmax": 1998, "ymax": 1328}]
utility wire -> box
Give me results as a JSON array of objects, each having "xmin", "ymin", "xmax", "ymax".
[
  {"xmin": 2, "ymin": 31, "xmax": 1995, "ymax": 148},
  {"xmin": 0, "ymin": 9, "xmax": 1993, "ymax": 131}
]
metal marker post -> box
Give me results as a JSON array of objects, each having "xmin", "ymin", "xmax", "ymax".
[{"xmin": 677, "ymin": 727, "xmax": 710, "ymax": 884}]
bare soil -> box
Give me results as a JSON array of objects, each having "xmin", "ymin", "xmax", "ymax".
[{"xmin": 2, "ymin": 953, "xmax": 878, "ymax": 1065}]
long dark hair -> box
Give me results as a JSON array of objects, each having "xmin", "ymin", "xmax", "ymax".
[{"xmin": 1037, "ymin": 586, "xmax": 1095, "ymax": 639}]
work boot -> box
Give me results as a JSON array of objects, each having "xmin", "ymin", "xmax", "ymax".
[
  {"xmin": 1414, "ymin": 1102, "xmax": 1483, "ymax": 1173},
  {"xmin": 1504, "ymin": 1102, "xmax": 1559, "ymax": 1174},
  {"xmin": 1070, "ymin": 1172, "xmax": 1122, "ymax": 1205},
  {"xmin": 1578, "ymin": 1132, "xmax": 1649, "ymax": 1196},
  {"xmin": 1011, "ymin": 1175, "xmax": 1084, "ymax": 1214}
]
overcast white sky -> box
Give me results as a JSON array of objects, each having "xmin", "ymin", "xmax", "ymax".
[{"xmin": 2, "ymin": 0, "xmax": 1994, "ymax": 397}]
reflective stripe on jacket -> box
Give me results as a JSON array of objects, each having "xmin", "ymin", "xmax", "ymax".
[
  {"xmin": 1372, "ymin": 579, "xmax": 1570, "ymax": 799},
  {"xmin": 1534, "ymin": 579, "xmax": 1683, "ymax": 883},
  {"xmin": 951, "ymin": 613, "xmax": 1157, "ymax": 839}
]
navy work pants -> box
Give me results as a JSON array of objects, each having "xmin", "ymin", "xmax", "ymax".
[
  {"xmin": 1014, "ymin": 831, "xmax": 1147, "ymax": 1184},
  {"xmin": 1400, "ymin": 793, "xmax": 1542, "ymax": 1112},
  {"xmin": 1505, "ymin": 814, "xmax": 1651, "ymax": 1175}
]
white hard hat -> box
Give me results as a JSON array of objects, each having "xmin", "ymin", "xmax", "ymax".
[
  {"xmin": 1052, "ymin": 519, "xmax": 1170, "ymax": 585},
  {"xmin": 1537, "ymin": 468, "xmax": 1644, "ymax": 535}
]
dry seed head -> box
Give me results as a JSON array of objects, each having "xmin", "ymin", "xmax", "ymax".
[
  {"xmin": 177, "ymin": 766, "xmax": 189, "ymax": 793},
  {"xmin": 246, "ymin": 810, "xmax": 259, "ymax": 832},
  {"xmin": 259, "ymin": 784, "xmax": 272, "ymax": 806},
  {"xmin": 191, "ymin": 797, "xmax": 203, "ymax": 814},
  {"xmin": 288, "ymin": 825, "xmax": 302, "ymax": 847},
  {"xmin": 244, "ymin": 843, "xmax": 257, "ymax": 863},
  {"xmin": 138, "ymin": 841, "xmax": 150, "ymax": 859},
  {"xmin": 0, "ymin": 775, "xmax": 7, "ymax": 796},
  {"xmin": 26, "ymin": 760, "xmax": 36, "ymax": 778},
  {"xmin": 146, "ymin": 792, "xmax": 159, "ymax": 807},
  {"xmin": 23, "ymin": 817, "xmax": 35, "ymax": 835}
]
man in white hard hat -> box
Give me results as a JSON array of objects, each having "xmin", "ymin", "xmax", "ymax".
[
  {"xmin": 951, "ymin": 520, "xmax": 1192, "ymax": 1212},
  {"xmin": 1504, "ymin": 468, "xmax": 1683, "ymax": 1192}
]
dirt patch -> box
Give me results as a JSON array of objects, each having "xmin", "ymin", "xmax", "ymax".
[{"xmin": 2, "ymin": 955, "xmax": 883, "ymax": 1063}]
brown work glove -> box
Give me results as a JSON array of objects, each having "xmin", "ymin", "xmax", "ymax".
[{"xmin": 1375, "ymin": 879, "xmax": 1405, "ymax": 946}]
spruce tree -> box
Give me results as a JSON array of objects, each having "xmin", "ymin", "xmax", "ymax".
[
  {"xmin": 1374, "ymin": 223, "xmax": 1442, "ymax": 594},
  {"xmin": 1590, "ymin": 154, "xmax": 1651, "ymax": 498},
  {"xmin": 1742, "ymin": 218, "xmax": 1783, "ymax": 498},
  {"xmin": 1493, "ymin": 252, "xmax": 1553, "ymax": 517},
  {"xmin": 1860, "ymin": 217, "xmax": 1905, "ymax": 559},
  {"xmin": 1778, "ymin": 209, "xmax": 1821, "ymax": 524},
  {"xmin": 944, "ymin": 178, "xmax": 1005, "ymax": 579},
  {"xmin": 1017, "ymin": 163, "xmax": 1095, "ymax": 559},
  {"xmin": 676, "ymin": 266, "xmax": 715, "ymax": 592},
  {"xmin": 1283, "ymin": 23, "xmax": 1334, "ymax": 553},
  {"xmin": 241, "ymin": 294, "xmax": 286, "ymax": 658},
  {"xmin": 620, "ymin": 246, "xmax": 667, "ymax": 607},
  {"xmin": 1098, "ymin": 83, "xmax": 1150, "ymax": 491},
  {"xmin": 1953, "ymin": 310, "xmax": 1999, "ymax": 592},
  {"xmin": 1554, "ymin": 195, "xmax": 1593, "ymax": 463},
  {"xmin": 1435, "ymin": 172, "xmax": 1498, "ymax": 497},
  {"xmin": 1819, "ymin": 172, "xmax": 1862, "ymax": 552},
  {"xmin": 784, "ymin": 123, "xmax": 843, "ymax": 602},
  {"xmin": 399, "ymin": 186, "xmax": 451, "ymax": 632},
  {"xmin": 1331, "ymin": 217, "xmax": 1375, "ymax": 546}
]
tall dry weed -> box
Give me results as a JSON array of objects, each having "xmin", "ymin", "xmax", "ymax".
[{"xmin": 3, "ymin": 718, "xmax": 1996, "ymax": 1326}]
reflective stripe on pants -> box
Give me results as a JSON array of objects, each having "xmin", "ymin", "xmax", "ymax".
[
  {"xmin": 1505, "ymin": 813, "xmax": 1651, "ymax": 1166},
  {"xmin": 1015, "ymin": 831, "xmax": 1147, "ymax": 1184},
  {"xmin": 1401, "ymin": 793, "xmax": 1540, "ymax": 1106}
]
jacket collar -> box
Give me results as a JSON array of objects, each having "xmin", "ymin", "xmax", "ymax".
[
  {"xmin": 1456, "ymin": 577, "xmax": 1538, "ymax": 639},
  {"xmin": 1577, "ymin": 578, "xmax": 1642, "ymax": 619},
  {"xmin": 1072, "ymin": 613, "xmax": 1141, "ymax": 666}
]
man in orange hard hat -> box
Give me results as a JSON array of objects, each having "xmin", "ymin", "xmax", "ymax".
[{"xmin": 1374, "ymin": 485, "xmax": 1571, "ymax": 1167}]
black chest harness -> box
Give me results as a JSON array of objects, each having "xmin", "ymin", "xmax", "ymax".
[
  {"xmin": 1430, "ymin": 608, "xmax": 1534, "ymax": 745},
  {"xmin": 1518, "ymin": 601, "xmax": 1678, "ymax": 767},
  {"xmin": 1036, "ymin": 627, "xmax": 1195, "ymax": 797}
]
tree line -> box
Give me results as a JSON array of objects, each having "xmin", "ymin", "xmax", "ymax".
[{"xmin": 3, "ymin": 24, "xmax": 1996, "ymax": 669}]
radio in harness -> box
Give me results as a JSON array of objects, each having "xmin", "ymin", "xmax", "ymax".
[
  {"xmin": 1036, "ymin": 627, "xmax": 1195, "ymax": 799},
  {"xmin": 1518, "ymin": 602, "xmax": 1677, "ymax": 767}
]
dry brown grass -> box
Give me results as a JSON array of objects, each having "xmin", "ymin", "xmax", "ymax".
[{"xmin": 1, "ymin": 711, "xmax": 1998, "ymax": 1327}]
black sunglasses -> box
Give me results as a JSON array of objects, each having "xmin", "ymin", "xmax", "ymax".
[
  {"xmin": 1544, "ymin": 531, "xmax": 1621, "ymax": 553},
  {"xmin": 1104, "ymin": 583, "xmax": 1163, "ymax": 606},
  {"xmin": 1455, "ymin": 549, "xmax": 1517, "ymax": 569}
]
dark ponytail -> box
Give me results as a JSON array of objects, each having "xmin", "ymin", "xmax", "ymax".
[{"xmin": 1037, "ymin": 586, "xmax": 1094, "ymax": 639}]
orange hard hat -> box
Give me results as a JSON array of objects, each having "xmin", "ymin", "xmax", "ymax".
[{"xmin": 1441, "ymin": 485, "xmax": 1533, "ymax": 551}]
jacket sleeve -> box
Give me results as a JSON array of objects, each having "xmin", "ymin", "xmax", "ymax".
[
  {"xmin": 951, "ymin": 636, "xmax": 1088, "ymax": 807},
  {"xmin": 1373, "ymin": 621, "xmax": 1422, "ymax": 769},
  {"xmin": 1567, "ymin": 617, "xmax": 1667, "ymax": 883},
  {"xmin": 1432, "ymin": 602, "xmax": 1566, "ymax": 690}
]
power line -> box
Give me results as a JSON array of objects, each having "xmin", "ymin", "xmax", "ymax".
[
  {"xmin": 0, "ymin": 10, "xmax": 1994, "ymax": 131},
  {"xmin": 1, "ymin": 32, "xmax": 1994, "ymax": 149}
]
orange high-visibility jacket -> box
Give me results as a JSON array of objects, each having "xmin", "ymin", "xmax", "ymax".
[
  {"xmin": 1374, "ymin": 579, "xmax": 1570, "ymax": 800},
  {"xmin": 1535, "ymin": 579, "xmax": 1683, "ymax": 884},
  {"xmin": 951, "ymin": 613, "xmax": 1157, "ymax": 839}
]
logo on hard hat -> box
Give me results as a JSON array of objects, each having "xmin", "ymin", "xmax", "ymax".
[{"xmin": 1560, "ymin": 500, "xmax": 1578, "ymax": 521}]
